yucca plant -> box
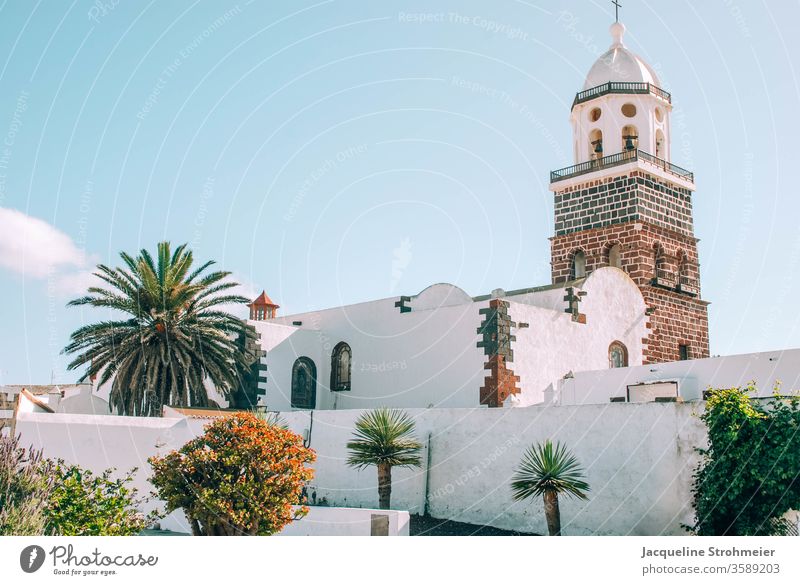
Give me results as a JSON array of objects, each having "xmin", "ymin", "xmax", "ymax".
[
  {"xmin": 252, "ymin": 410, "xmax": 288, "ymax": 429},
  {"xmin": 346, "ymin": 408, "xmax": 422, "ymax": 509},
  {"xmin": 63, "ymin": 241, "xmax": 249, "ymax": 416},
  {"xmin": 510, "ymin": 440, "xmax": 590, "ymax": 535}
]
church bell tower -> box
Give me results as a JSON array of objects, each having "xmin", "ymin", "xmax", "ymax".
[{"xmin": 549, "ymin": 20, "xmax": 709, "ymax": 363}]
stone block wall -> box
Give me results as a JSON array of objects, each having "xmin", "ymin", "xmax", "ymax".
[
  {"xmin": 550, "ymin": 170, "xmax": 708, "ymax": 364},
  {"xmin": 553, "ymin": 170, "xmax": 694, "ymax": 238}
]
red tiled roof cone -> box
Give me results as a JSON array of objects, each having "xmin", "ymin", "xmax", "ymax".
[{"xmin": 248, "ymin": 290, "xmax": 279, "ymax": 320}]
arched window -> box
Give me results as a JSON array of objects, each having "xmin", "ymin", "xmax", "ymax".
[
  {"xmin": 655, "ymin": 129, "xmax": 666, "ymax": 159},
  {"xmin": 622, "ymin": 124, "xmax": 638, "ymax": 152},
  {"xmin": 571, "ymin": 250, "xmax": 586, "ymax": 279},
  {"xmin": 609, "ymin": 341, "xmax": 628, "ymax": 368},
  {"xmin": 589, "ymin": 128, "xmax": 603, "ymax": 160},
  {"xmin": 653, "ymin": 243, "xmax": 665, "ymax": 279},
  {"xmin": 291, "ymin": 357, "xmax": 317, "ymax": 409},
  {"xmin": 676, "ymin": 250, "xmax": 697, "ymax": 295},
  {"xmin": 608, "ymin": 243, "xmax": 622, "ymax": 269},
  {"xmin": 678, "ymin": 250, "xmax": 690, "ymax": 277},
  {"xmin": 330, "ymin": 342, "xmax": 352, "ymax": 392}
]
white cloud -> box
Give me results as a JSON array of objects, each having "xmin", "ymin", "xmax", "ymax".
[
  {"xmin": 53, "ymin": 270, "xmax": 101, "ymax": 295},
  {"xmin": 0, "ymin": 207, "xmax": 266, "ymax": 307},
  {"xmin": 0, "ymin": 207, "xmax": 94, "ymax": 293}
]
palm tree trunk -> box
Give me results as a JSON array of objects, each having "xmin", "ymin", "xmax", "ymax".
[
  {"xmin": 543, "ymin": 490, "xmax": 561, "ymax": 536},
  {"xmin": 377, "ymin": 463, "xmax": 392, "ymax": 509}
]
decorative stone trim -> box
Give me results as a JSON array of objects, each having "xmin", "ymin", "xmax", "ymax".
[
  {"xmin": 394, "ymin": 296, "xmax": 411, "ymax": 313},
  {"xmin": 477, "ymin": 299, "xmax": 521, "ymax": 407},
  {"xmin": 564, "ymin": 287, "xmax": 587, "ymax": 323}
]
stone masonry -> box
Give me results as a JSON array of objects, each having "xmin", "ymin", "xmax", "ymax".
[
  {"xmin": 554, "ymin": 170, "xmax": 694, "ymax": 238},
  {"xmin": 477, "ymin": 299, "xmax": 521, "ymax": 407},
  {"xmin": 550, "ymin": 170, "xmax": 709, "ymax": 364}
]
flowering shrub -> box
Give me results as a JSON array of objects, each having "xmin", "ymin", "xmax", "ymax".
[{"xmin": 149, "ymin": 412, "xmax": 315, "ymax": 535}]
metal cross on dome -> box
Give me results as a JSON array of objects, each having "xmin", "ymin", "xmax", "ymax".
[{"xmin": 612, "ymin": 0, "xmax": 622, "ymax": 22}]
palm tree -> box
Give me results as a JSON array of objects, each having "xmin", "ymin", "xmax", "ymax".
[
  {"xmin": 510, "ymin": 440, "xmax": 590, "ymax": 536},
  {"xmin": 346, "ymin": 408, "xmax": 422, "ymax": 509},
  {"xmin": 62, "ymin": 241, "xmax": 249, "ymax": 416}
]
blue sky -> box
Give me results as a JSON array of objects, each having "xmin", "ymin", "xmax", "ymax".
[{"xmin": 0, "ymin": 0, "xmax": 798, "ymax": 384}]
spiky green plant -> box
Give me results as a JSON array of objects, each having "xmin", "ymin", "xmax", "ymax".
[
  {"xmin": 346, "ymin": 408, "xmax": 422, "ymax": 509},
  {"xmin": 63, "ymin": 241, "xmax": 249, "ymax": 416},
  {"xmin": 252, "ymin": 410, "xmax": 288, "ymax": 429},
  {"xmin": 511, "ymin": 440, "xmax": 590, "ymax": 536}
]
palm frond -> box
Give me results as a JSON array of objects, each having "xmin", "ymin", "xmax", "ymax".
[
  {"xmin": 62, "ymin": 241, "xmax": 250, "ymax": 416},
  {"xmin": 510, "ymin": 440, "xmax": 590, "ymax": 501},
  {"xmin": 346, "ymin": 408, "xmax": 423, "ymax": 469}
]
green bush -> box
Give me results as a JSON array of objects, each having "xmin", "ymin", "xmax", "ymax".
[
  {"xmin": 46, "ymin": 464, "xmax": 151, "ymax": 536},
  {"xmin": 0, "ymin": 435, "xmax": 55, "ymax": 535},
  {"xmin": 689, "ymin": 385, "xmax": 800, "ymax": 535}
]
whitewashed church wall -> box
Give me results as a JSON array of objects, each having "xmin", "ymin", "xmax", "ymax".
[
  {"xmin": 256, "ymin": 298, "xmax": 489, "ymax": 411},
  {"xmin": 254, "ymin": 268, "xmax": 648, "ymax": 411},
  {"xmin": 251, "ymin": 325, "xmax": 325, "ymax": 411},
  {"xmin": 509, "ymin": 268, "xmax": 648, "ymax": 405},
  {"xmin": 57, "ymin": 386, "xmax": 111, "ymax": 415},
  {"xmin": 15, "ymin": 401, "xmax": 707, "ymax": 536},
  {"xmin": 557, "ymin": 348, "xmax": 800, "ymax": 405},
  {"xmin": 506, "ymin": 284, "xmax": 566, "ymax": 311}
]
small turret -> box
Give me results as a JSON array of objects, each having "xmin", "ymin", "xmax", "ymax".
[{"xmin": 248, "ymin": 291, "xmax": 279, "ymax": 320}]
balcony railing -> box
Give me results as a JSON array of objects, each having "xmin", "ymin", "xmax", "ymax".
[
  {"xmin": 572, "ymin": 81, "xmax": 671, "ymax": 108},
  {"xmin": 550, "ymin": 149, "xmax": 694, "ymax": 183},
  {"xmin": 677, "ymin": 275, "xmax": 699, "ymax": 296},
  {"xmin": 652, "ymin": 269, "xmax": 675, "ymax": 289}
]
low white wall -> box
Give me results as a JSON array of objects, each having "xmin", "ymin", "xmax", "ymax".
[
  {"xmin": 16, "ymin": 402, "xmax": 707, "ymax": 536},
  {"xmin": 556, "ymin": 348, "xmax": 800, "ymax": 405},
  {"xmin": 15, "ymin": 410, "xmax": 195, "ymax": 525},
  {"xmin": 162, "ymin": 507, "xmax": 409, "ymax": 536},
  {"xmin": 280, "ymin": 507, "xmax": 409, "ymax": 536},
  {"xmin": 277, "ymin": 403, "xmax": 706, "ymax": 535}
]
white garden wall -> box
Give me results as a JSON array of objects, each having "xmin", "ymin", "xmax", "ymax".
[
  {"xmin": 555, "ymin": 348, "xmax": 800, "ymax": 405},
  {"xmin": 281, "ymin": 507, "xmax": 410, "ymax": 536},
  {"xmin": 16, "ymin": 400, "xmax": 707, "ymax": 536},
  {"xmin": 279, "ymin": 403, "xmax": 705, "ymax": 536}
]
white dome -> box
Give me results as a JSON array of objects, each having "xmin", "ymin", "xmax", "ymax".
[{"xmin": 583, "ymin": 22, "xmax": 661, "ymax": 90}]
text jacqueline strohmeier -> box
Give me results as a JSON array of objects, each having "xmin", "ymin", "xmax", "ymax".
[{"xmin": 641, "ymin": 546, "xmax": 776, "ymax": 559}]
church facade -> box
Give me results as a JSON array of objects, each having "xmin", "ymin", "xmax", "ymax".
[{"xmin": 245, "ymin": 21, "xmax": 709, "ymax": 412}]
